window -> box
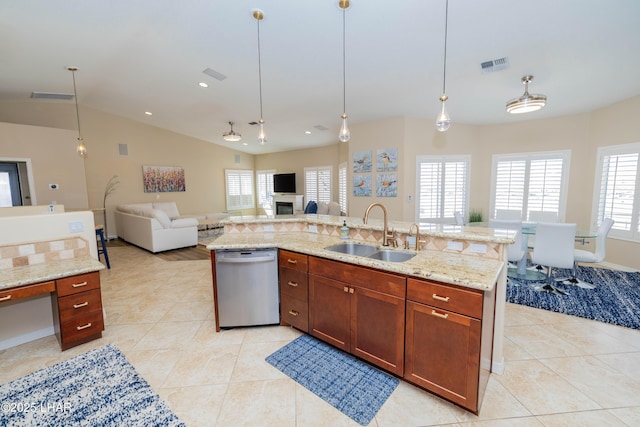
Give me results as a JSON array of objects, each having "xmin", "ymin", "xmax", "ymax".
[
  {"xmin": 338, "ymin": 162, "xmax": 347, "ymax": 215},
  {"xmin": 491, "ymin": 150, "xmax": 570, "ymax": 221},
  {"xmin": 256, "ymin": 169, "xmax": 275, "ymax": 209},
  {"xmin": 305, "ymin": 166, "xmax": 332, "ymax": 204},
  {"xmin": 225, "ymin": 169, "xmax": 254, "ymax": 211},
  {"xmin": 592, "ymin": 143, "xmax": 640, "ymax": 241},
  {"xmin": 416, "ymin": 155, "xmax": 470, "ymax": 223}
]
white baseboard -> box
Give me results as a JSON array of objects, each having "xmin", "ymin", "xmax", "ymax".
[
  {"xmin": 0, "ymin": 327, "xmax": 54, "ymax": 350},
  {"xmin": 492, "ymin": 358, "xmax": 505, "ymax": 375}
]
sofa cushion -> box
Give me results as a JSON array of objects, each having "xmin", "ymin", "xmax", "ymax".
[
  {"xmin": 316, "ymin": 202, "xmax": 329, "ymax": 215},
  {"xmin": 328, "ymin": 201, "xmax": 341, "ymax": 216},
  {"xmin": 118, "ymin": 203, "xmax": 153, "ymax": 216},
  {"xmin": 153, "ymin": 202, "xmax": 180, "ymax": 219},
  {"xmin": 150, "ymin": 208, "xmax": 172, "ymax": 228},
  {"xmin": 170, "ymin": 218, "xmax": 198, "ymax": 229}
]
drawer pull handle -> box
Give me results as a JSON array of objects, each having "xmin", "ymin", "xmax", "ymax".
[
  {"xmin": 288, "ymin": 310, "xmax": 299, "ymax": 317},
  {"xmin": 287, "ymin": 281, "xmax": 299, "ymax": 287},
  {"xmin": 76, "ymin": 322, "xmax": 92, "ymax": 330},
  {"xmin": 431, "ymin": 310, "xmax": 449, "ymax": 319},
  {"xmin": 287, "ymin": 259, "xmax": 298, "ymax": 264},
  {"xmin": 344, "ymin": 286, "xmax": 349, "ymax": 293},
  {"xmin": 0, "ymin": 295, "xmax": 12, "ymax": 302},
  {"xmin": 73, "ymin": 301, "xmax": 89, "ymax": 309},
  {"xmin": 432, "ymin": 293, "xmax": 450, "ymax": 302},
  {"xmin": 349, "ymin": 288, "xmax": 354, "ymax": 294},
  {"xmin": 72, "ymin": 281, "xmax": 88, "ymax": 288}
]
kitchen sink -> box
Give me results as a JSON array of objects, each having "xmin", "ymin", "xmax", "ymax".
[
  {"xmin": 324, "ymin": 242, "xmax": 378, "ymax": 257},
  {"xmin": 366, "ymin": 250, "xmax": 416, "ymax": 263}
]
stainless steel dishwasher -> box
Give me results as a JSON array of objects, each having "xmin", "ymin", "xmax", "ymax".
[{"xmin": 214, "ymin": 248, "xmax": 279, "ymax": 328}]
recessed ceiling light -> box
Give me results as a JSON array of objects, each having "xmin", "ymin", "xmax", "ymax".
[
  {"xmin": 305, "ymin": 131, "xmax": 311, "ymax": 135},
  {"xmin": 242, "ymin": 142, "xmax": 248, "ymax": 146},
  {"xmin": 198, "ymin": 82, "xmax": 209, "ymax": 88},
  {"xmin": 144, "ymin": 111, "xmax": 152, "ymax": 116}
]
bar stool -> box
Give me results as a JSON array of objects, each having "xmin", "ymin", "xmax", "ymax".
[{"xmin": 95, "ymin": 225, "xmax": 111, "ymax": 269}]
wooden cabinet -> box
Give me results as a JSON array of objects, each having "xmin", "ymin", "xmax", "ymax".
[
  {"xmin": 278, "ymin": 250, "xmax": 309, "ymax": 332},
  {"xmin": 404, "ymin": 277, "xmax": 495, "ymax": 414},
  {"xmin": 309, "ymin": 256, "xmax": 405, "ymax": 376},
  {"xmin": 52, "ymin": 272, "xmax": 104, "ymax": 350}
]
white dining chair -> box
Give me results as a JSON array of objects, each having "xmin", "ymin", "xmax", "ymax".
[
  {"xmin": 530, "ymin": 222, "xmax": 576, "ymax": 295},
  {"xmin": 496, "ymin": 209, "xmax": 522, "ymax": 220},
  {"xmin": 489, "ymin": 219, "xmax": 526, "ymax": 273},
  {"xmin": 454, "ymin": 211, "xmax": 464, "ymax": 226},
  {"xmin": 562, "ymin": 218, "xmax": 615, "ymax": 289},
  {"xmin": 528, "ymin": 210, "xmax": 558, "ymax": 223}
]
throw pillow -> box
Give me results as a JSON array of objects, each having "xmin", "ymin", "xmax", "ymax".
[
  {"xmin": 153, "ymin": 202, "xmax": 180, "ymax": 219},
  {"xmin": 150, "ymin": 209, "xmax": 171, "ymax": 228}
]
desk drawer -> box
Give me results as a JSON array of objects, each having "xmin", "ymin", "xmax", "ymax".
[
  {"xmin": 60, "ymin": 310, "xmax": 104, "ymax": 343},
  {"xmin": 58, "ymin": 289, "xmax": 103, "ymax": 319},
  {"xmin": 56, "ymin": 272, "xmax": 100, "ymax": 297},
  {"xmin": 407, "ymin": 278, "xmax": 483, "ymax": 319},
  {"xmin": 0, "ymin": 281, "xmax": 55, "ymax": 303}
]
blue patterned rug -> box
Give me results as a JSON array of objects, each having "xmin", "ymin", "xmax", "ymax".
[
  {"xmin": 0, "ymin": 344, "xmax": 184, "ymax": 427},
  {"xmin": 266, "ymin": 335, "xmax": 399, "ymax": 425},
  {"xmin": 507, "ymin": 265, "xmax": 640, "ymax": 329}
]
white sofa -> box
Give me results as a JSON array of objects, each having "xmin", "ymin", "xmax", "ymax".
[{"xmin": 114, "ymin": 202, "xmax": 199, "ymax": 253}]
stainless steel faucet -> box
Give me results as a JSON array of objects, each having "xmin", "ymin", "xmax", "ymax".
[{"xmin": 363, "ymin": 202, "xmax": 395, "ymax": 246}]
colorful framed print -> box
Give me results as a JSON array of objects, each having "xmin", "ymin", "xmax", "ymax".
[
  {"xmin": 376, "ymin": 173, "xmax": 397, "ymax": 197},
  {"xmin": 353, "ymin": 174, "xmax": 372, "ymax": 197},
  {"xmin": 142, "ymin": 165, "xmax": 186, "ymax": 193},
  {"xmin": 376, "ymin": 148, "xmax": 398, "ymax": 172},
  {"xmin": 353, "ymin": 150, "xmax": 372, "ymax": 173}
]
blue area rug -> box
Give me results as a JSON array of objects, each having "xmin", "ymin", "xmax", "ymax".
[
  {"xmin": 266, "ymin": 334, "xmax": 399, "ymax": 425},
  {"xmin": 507, "ymin": 265, "xmax": 640, "ymax": 329},
  {"xmin": 0, "ymin": 344, "xmax": 184, "ymax": 427}
]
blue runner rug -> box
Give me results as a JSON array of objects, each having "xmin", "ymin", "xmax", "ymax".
[
  {"xmin": 507, "ymin": 265, "xmax": 640, "ymax": 329},
  {"xmin": 266, "ymin": 334, "xmax": 399, "ymax": 425},
  {"xmin": 0, "ymin": 344, "xmax": 184, "ymax": 427}
]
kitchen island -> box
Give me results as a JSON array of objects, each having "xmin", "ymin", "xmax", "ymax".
[{"xmin": 207, "ymin": 214, "xmax": 513, "ymax": 414}]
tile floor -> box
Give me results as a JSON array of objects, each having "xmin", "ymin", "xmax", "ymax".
[{"xmin": 2, "ymin": 243, "xmax": 640, "ymax": 426}]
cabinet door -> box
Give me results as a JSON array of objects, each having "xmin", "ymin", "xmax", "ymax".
[
  {"xmin": 309, "ymin": 274, "xmax": 350, "ymax": 351},
  {"xmin": 405, "ymin": 300, "xmax": 481, "ymax": 412},
  {"xmin": 351, "ymin": 286, "xmax": 405, "ymax": 376}
]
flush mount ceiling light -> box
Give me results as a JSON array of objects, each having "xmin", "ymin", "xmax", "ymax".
[
  {"xmin": 67, "ymin": 67, "xmax": 87, "ymax": 158},
  {"xmin": 223, "ymin": 121, "xmax": 242, "ymax": 142},
  {"xmin": 253, "ymin": 9, "xmax": 267, "ymax": 145},
  {"xmin": 435, "ymin": 0, "xmax": 451, "ymax": 132},
  {"xmin": 338, "ymin": 0, "xmax": 351, "ymax": 143},
  {"xmin": 506, "ymin": 75, "xmax": 547, "ymax": 114}
]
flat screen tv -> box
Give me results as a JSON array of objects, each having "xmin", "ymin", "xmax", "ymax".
[{"xmin": 273, "ymin": 173, "xmax": 296, "ymax": 193}]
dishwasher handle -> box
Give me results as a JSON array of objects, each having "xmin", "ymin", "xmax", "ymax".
[{"xmin": 217, "ymin": 254, "xmax": 275, "ymax": 264}]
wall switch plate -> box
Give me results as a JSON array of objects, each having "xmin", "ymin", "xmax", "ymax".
[
  {"xmin": 264, "ymin": 225, "xmax": 275, "ymax": 232},
  {"xmin": 470, "ymin": 243, "xmax": 487, "ymax": 254},
  {"xmin": 447, "ymin": 241, "xmax": 463, "ymax": 251},
  {"xmin": 68, "ymin": 221, "xmax": 84, "ymax": 233},
  {"xmin": 308, "ymin": 225, "xmax": 318, "ymax": 233}
]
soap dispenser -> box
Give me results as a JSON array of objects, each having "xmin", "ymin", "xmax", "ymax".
[{"xmin": 340, "ymin": 220, "xmax": 350, "ymax": 240}]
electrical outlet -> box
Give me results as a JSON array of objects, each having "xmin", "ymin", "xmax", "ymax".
[
  {"xmin": 308, "ymin": 225, "xmax": 318, "ymax": 233},
  {"xmin": 68, "ymin": 221, "xmax": 84, "ymax": 233},
  {"xmin": 470, "ymin": 243, "xmax": 487, "ymax": 254},
  {"xmin": 447, "ymin": 241, "xmax": 463, "ymax": 251},
  {"xmin": 264, "ymin": 225, "xmax": 275, "ymax": 232}
]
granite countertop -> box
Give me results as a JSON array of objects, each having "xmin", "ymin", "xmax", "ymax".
[
  {"xmin": 207, "ymin": 231, "xmax": 504, "ymax": 291},
  {"xmin": 0, "ymin": 257, "xmax": 106, "ymax": 291}
]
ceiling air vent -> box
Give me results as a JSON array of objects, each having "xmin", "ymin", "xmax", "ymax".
[
  {"xmin": 480, "ymin": 57, "xmax": 509, "ymax": 73},
  {"xmin": 31, "ymin": 92, "xmax": 74, "ymax": 100},
  {"xmin": 313, "ymin": 125, "xmax": 329, "ymax": 131},
  {"xmin": 202, "ymin": 67, "xmax": 227, "ymax": 81}
]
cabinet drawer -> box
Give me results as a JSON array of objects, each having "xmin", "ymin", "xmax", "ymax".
[
  {"xmin": 60, "ymin": 310, "xmax": 104, "ymax": 343},
  {"xmin": 407, "ymin": 278, "xmax": 483, "ymax": 319},
  {"xmin": 280, "ymin": 294, "xmax": 309, "ymax": 332},
  {"xmin": 56, "ymin": 272, "xmax": 100, "ymax": 297},
  {"xmin": 279, "ymin": 250, "xmax": 308, "ymax": 272},
  {"xmin": 0, "ymin": 281, "xmax": 55, "ymax": 303},
  {"xmin": 280, "ymin": 267, "xmax": 308, "ymax": 301},
  {"xmin": 58, "ymin": 289, "xmax": 103, "ymax": 319}
]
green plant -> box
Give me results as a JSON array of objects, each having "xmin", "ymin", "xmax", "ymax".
[{"xmin": 468, "ymin": 208, "xmax": 484, "ymax": 223}]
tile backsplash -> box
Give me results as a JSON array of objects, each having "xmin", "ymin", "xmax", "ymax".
[{"xmin": 0, "ymin": 238, "xmax": 89, "ymax": 269}]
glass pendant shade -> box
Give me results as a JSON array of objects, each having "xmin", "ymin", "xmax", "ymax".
[
  {"xmin": 76, "ymin": 137, "xmax": 87, "ymax": 158},
  {"xmin": 435, "ymin": 95, "xmax": 451, "ymax": 132},
  {"xmin": 338, "ymin": 114, "xmax": 350, "ymax": 143},
  {"xmin": 257, "ymin": 119, "xmax": 267, "ymax": 145}
]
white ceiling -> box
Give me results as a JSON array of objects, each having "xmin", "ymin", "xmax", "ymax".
[{"xmin": 3, "ymin": 0, "xmax": 640, "ymax": 154}]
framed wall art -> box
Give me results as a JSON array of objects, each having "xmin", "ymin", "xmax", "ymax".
[
  {"xmin": 353, "ymin": 174, "xmax": 372, "ymax": 197},
  {"xmin": 376, "ymin": 173, "xmax": 397, "ymax": 197},
  {"xmin": 142, "ymin": 165, "xmax": 186, "ymax": 193},
  {"xmin": 353, "ymin": 150, "xmax": 372, "ymax": 173},
  {"xmin": 376, "ymin": 148, "xmax": 398, "ymax": 172}
]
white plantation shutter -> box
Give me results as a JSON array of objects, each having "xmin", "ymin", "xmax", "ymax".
[
  {"xmin": 339, "ymin": 162, "xmax": 347, "ymax": 214},
  {"xmin": 225, "ymin": 169, "xmax": 255, "ymax": 210},
  {"xmin": 593, "ymin": 143, "xmax": 640, "ymax": 240},
  {"xmin": 256, "ymin": 169, "xmax": 275, "ymax": 207},
  {"xmin": 305, "ymin": 166, "xmax": 332, "ymax": 204},
  {"xmin": 491, "ymin": 151, "xmax": 569, "ymax": 221},
  {"xmin": 416, "ymin": 156, "xmax": 469, "ymax": 223}
]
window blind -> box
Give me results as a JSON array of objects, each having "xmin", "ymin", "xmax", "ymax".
[
  {"xmin": 305, "ymin": 166, "xmax": 332, "ymax": 204},
  {"xmin": 225, "ymin": 169, "xmax": 255, "ymax": 211},
  {"xmin": 416, "ymin": 156, "xmax": 469, "ymax": 223}
]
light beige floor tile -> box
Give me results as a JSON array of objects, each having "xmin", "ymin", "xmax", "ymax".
[
  {"xmin": 607, "ymin": 407, "xmax": 640, "ymax": 425},
  {"xmin": 159, "ymin": 384, "xmax": 228, "ymax": 427},
  {"xmin": 504, "ymin": 324, "xmax": 584, "ymax": 359},
  {"xmin": 134, "ymin": 320, "xmax": 203, "ymax": 350},
  {"xmin": 495, "ymin": 360, "xmax": 600, "ymax": 415},
  {"xmin": 230, "ymin": 340, "xmax": 291, "ymax": 382},
  {"xmin": 216, "ymin": 378, "xmax": 296, "ymax": 427},
  {"xmin": 162, "ymin": 343, "xmax": 241, "ymax": 387},
  {"xmin": 550, "ymin": 321, "xmax": 640, "ymax": 354},
  {"xmin": 453, "ymin": 376, "xmax": 532, "ymax": 422},
  {"xmin": 295, "ymin": 384, "xmax": 365, "ymax": 427},
  {"xmin": 120, "ymin": 348, "xmax": 183, "ymax": 390},
  {"xmin": 159, "ymin": 300, "xmax": 213, "ymax": 322},
  {"xmin": 453, "ymin": 418, "xmax": 543, "ymax": 426},
  {"xmin": 596, "ymin": 351, "xmax": 640, "ymax": 382},
  {"xmin": 540, "ymin": 355, "xmax": 640, "ymax": 408},
  {"xmin": 99, "ymin": 322, "xmax": 155, "ymax": 350},
  {"xmin": 535, "ymin": 409, "xmax": 628, "ymax": 426},
  {"xmin": 503, "ymin": 336, "xmax": 536, "ymax": 361},
  {"xmin": 241, "ymin": 324, "xmax": 302, "ymax": 344}
]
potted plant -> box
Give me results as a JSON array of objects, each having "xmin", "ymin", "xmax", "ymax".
[{"xmin": 468, "ymin": 208, "xmax": 484, "ymax": 223}]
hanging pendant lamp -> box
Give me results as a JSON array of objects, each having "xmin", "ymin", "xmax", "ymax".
[
  {"xmin": 435, "ymin": 0, "xmax": 451, "ymax": 132},
  {"xmin": 506, "ymin": 75, "xmax": 547, "ymax": 114},
  {"xmin": 223, "ymin": 121, "xmax": 242, "ymax": 142},
  {"xmin": 338, "ymin": 0, "xmax": 351, "ymax": 143},
  {"xmin": 253, "ymin": 9, "xmax": 267, "ymax": 145},
  {"xmin": 68, "ymin": 67, "xmax": 87, "ymax": 157}
]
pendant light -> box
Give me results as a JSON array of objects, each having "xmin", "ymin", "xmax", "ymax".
[
  {"xmin": 506, "ymin": 75, "xmax": 547, "ymax": 114},
  {"xmin": 223, "ymin": 121, "xmax": 242, "ymax": 142},
  {"xmin": 68, "ymin": 67, "xmax": 87, "ymax": 157},
  {"xmin": 253, "ymin": 9, "xmax": 267, "ymax": 145},
  {"xmin": 435, "ymin": 0, "xmax": 451, "ymax": 132},
  {"xmin": 338, "ymin": 0, "xmax": 350, "ymax": 143}
]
